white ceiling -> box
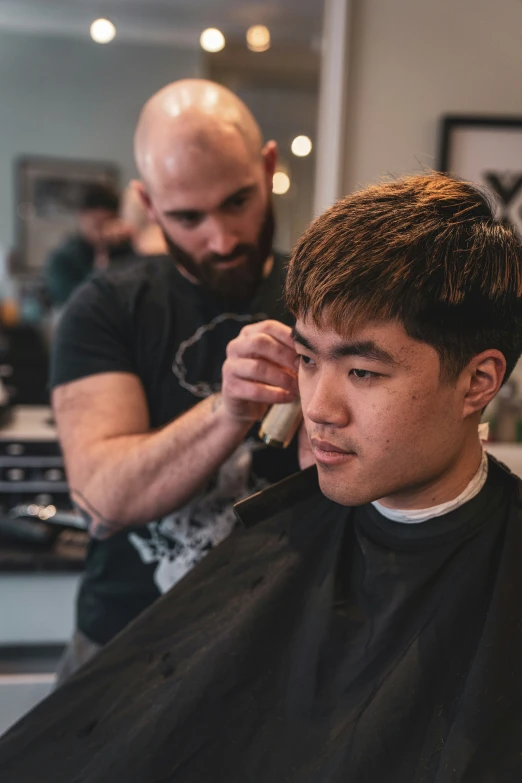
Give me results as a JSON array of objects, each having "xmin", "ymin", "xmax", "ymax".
[{"xmin": 0, "ymin": 0, "xmax": 324, "ymax": 47}]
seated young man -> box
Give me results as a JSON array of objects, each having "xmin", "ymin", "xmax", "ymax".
[{"xmin": 3, "ymin": 173, "xmax": 522, "ymax": 783}]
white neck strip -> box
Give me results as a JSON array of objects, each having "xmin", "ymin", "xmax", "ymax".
[{"xmin": 371, "ymin": 450, "xmax": 488, "ymax": 524}]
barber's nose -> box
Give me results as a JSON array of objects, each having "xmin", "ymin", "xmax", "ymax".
[
  {"xmin": 207, "ymin": 219, "xmax": 239, "ymax": 257},
  {"xmin": 305, "ymin": 372, "xmax": 349, "ymax": 428}
]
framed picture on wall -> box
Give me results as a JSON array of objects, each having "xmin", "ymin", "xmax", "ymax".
[
  {"xmin": 439, "ymin": 115, "xmax": 522, "ymax": 240},
  {"xmin": 15, "ymin": 156, "xmax": 119, "ymax": 272}
]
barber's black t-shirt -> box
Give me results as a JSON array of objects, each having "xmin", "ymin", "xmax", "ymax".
[{"xmin": 50, "ymin": 252, "xmax": 299, "ymax": 645}]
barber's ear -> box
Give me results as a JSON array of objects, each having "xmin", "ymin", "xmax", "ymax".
[
  {"xmin": 462, "ymin": 350, "xmax": 507, "ymax": 417},
  {"xmin": 262, "ymin": 141, "xmax": 278, "ymax": 182},
  {"xmin": 134, "ymin": 181, "xmax": 155, "ymax": 221}
]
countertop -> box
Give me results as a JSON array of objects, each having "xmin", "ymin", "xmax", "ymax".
[
  {"xmin": 0, "ymin": 530, "xmax": 87, "ymax": 573},
  {"xmin": 0, "ymin": 405, "xmax": 86, "ymax": 573},
  {"xmin": 0, "ymin": 405, "xmax": 57, "ymax": 442}
]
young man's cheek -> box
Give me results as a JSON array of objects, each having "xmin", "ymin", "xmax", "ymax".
[{"xmin": 297, "ymin": 373, "xmax": 316, "ymax": 417}]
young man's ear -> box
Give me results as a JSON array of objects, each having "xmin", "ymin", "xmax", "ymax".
[
  {"xmin": 262, "ymin": 141, "xmax": 278, "ymax": 185},
  {"xmin": 462, "ymin": 350, "xmax": 507, "ymax": 417}
]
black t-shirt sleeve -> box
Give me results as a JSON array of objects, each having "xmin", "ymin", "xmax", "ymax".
[{"xmin": 50, "ymin": 278, "xmax": 136, "ymax": 389}]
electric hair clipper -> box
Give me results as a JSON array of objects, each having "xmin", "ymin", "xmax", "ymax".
[{"xmin": 258, "ymin": 397, "xmax": 303, "ymax": 448}]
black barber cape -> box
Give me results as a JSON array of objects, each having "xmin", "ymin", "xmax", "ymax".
[{"xmin": 2, "ymin": 456, "xmax": 522, "ymax": 783}]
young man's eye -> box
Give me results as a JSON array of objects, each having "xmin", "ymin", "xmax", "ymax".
[
  {"xmin": 298, "ymin": 354, "xmax": 315, "ymax": 367},
  {"xmin": 350, "ymin": 368, "xmax": 381, "ymax": 380}
]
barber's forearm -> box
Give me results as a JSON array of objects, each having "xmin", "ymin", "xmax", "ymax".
[{"xmin": 68, "ymin": 394, "xmax": 252, "ymax": 537}]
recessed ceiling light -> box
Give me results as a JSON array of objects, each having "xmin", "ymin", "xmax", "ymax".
[
  {"xmin": 291, "ymin": 135, "xmax": 313, "ymax": 157},
  {"xmin": 90, "ymin": 18, "xmax": 116, "ymax": 44},
  {"xmin": 200, "ymin": 28, "xmax": 226, "ymax": 53},
  {"xmin": 273, "ymin": 171, "xmax": 290, "ymax": 195},
  {"xmin": 246, "ymin": 25, "xmax": 271, "ymax": 53}
]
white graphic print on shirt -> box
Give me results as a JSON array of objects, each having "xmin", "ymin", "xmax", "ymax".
[
  {"xmin": 129, "ymin": 313, "xmax": 270, "ymax": 593},
  {"xmin": 172, "ymin": 312, "xmax": 265, "ymax": 398},
  {"xmin": 128, "ymin": 439, "xmax": 267, "ymax": 593}
]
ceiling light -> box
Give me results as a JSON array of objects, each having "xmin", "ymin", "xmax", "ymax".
[
  {"xmin": 273, "ymin": 171, "xmax": 290, "ymax": 195},
  {"xmin": 200, "ymin": 28, "xmax": 226, "ymax": 53},
  {"xmin": 90, "ymin": 18, "xmax": 116, "ymax": 44},
  {"xmin": 246, "ymin": 25, "xmax": 271, "ymax": 52},
  {"xmin": 291, "ymin": 135, "xmax": 313, "ymax": 157}
]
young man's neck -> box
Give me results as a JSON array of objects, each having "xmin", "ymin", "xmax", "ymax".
[{"xmin": 377, "ymin": 438, "xmax": 484, "ymax": 511}]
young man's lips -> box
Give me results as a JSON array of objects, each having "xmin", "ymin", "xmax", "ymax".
[{"xmin": 310, "ymin": 438, "xmax": 356, "ymax": 465}]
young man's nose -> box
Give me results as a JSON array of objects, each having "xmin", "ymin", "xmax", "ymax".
[{"xmin": 305, "ymin": 373, "xmax": 350, "ymax": 428}]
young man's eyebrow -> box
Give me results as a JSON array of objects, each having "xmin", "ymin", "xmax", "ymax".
[
  {"xmin": 292, "ymin": 326, "xmax": 315, "ymax": 351},
  {"xmin": 292, "ymin": 327, "xmax": 396, "ymax": 365},
  {"xmin": 332, "ymin": 341, "xmax": 396, "ymax": 364}
]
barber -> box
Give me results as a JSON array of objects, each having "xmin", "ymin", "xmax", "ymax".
[{"xmin": 50, "ymin": 79, "xmax": 300, "ymax": 683}]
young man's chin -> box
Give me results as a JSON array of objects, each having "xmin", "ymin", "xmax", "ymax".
[{"xmin": 316, "ymin": 470, "xmax": 375, "ymax": 508}]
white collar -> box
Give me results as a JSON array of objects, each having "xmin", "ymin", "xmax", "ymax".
[{"xmin": 371, "ymin": 449, "xmax": 488, "ymax": 524}]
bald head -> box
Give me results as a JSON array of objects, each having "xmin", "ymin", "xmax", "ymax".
[
  {"xmin": 135, "ymin": 79, "xmax": 264, "ymax": 189},
  {"xmin": 133, "ymin": 79, "xmax": 276, "ymax": 301}
]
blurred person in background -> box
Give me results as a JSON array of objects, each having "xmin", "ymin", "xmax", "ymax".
[
  {"xmin": 50, "ymin": 79, "xmax": 300, "ymax": 683},
  {"xmin": 45, "ymin": 182, "xmax": 133, "ymax": 307}
]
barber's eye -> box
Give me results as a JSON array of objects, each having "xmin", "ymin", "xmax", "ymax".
[
  {"xmin": 227, "ymin": 195, "xmax": 248, "ymax": 210},
  {"xmin": 177, "ymin": 213, "xmax": 202, "ymax": 228}
]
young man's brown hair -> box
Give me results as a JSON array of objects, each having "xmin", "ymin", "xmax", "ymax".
[{"xmin": 286, "ymin": 172, "xmax": 522, "ymax": 382}]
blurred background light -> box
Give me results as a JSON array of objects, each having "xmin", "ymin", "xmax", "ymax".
[
  {"xmin": 291, "ymin": 135, "xmax": 313, "ymax": 157},
  {"xmin": 246, "ymin": 25, "xmax": 271, "ymax": 53},
  {"xmin": 273, "ymin": 171, "xmax": 291, "ymax": 195},
  {"xmin": 200, "ymin": 28, "xmax": 226, "ymax": 53},
  {"xmin": 90, "ymin": 18, "xmax": 116, "ymax": 44}
]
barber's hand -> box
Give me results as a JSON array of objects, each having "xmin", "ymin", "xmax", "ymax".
[{"xmin": 221, "ymin": 320, "xmax": 298, "ymax": 423}]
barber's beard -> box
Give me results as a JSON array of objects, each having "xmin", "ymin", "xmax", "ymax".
[{"xmin": 161, "ymin": 205, "xmax": 275, "ymax": 307}]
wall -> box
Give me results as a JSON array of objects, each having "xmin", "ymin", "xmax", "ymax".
[
  {"xmin": 236, "ymin": 85, "xmax": 318, "ymax": 253},
  {"xmin": 344, "ymin": 0, "xmax": 522, "ymax": 192},
  {"xmin": 341, "ymin": 0, "xmax": 522, "ymax": 388},
  {"xmin": 0, "ymin": 31, "xmax": 201, "ymax": 250}
]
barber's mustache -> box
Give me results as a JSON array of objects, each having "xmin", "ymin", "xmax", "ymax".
[{"xmin": 202, "ymin": 245, "xmax": 255, "ymax": 265}]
